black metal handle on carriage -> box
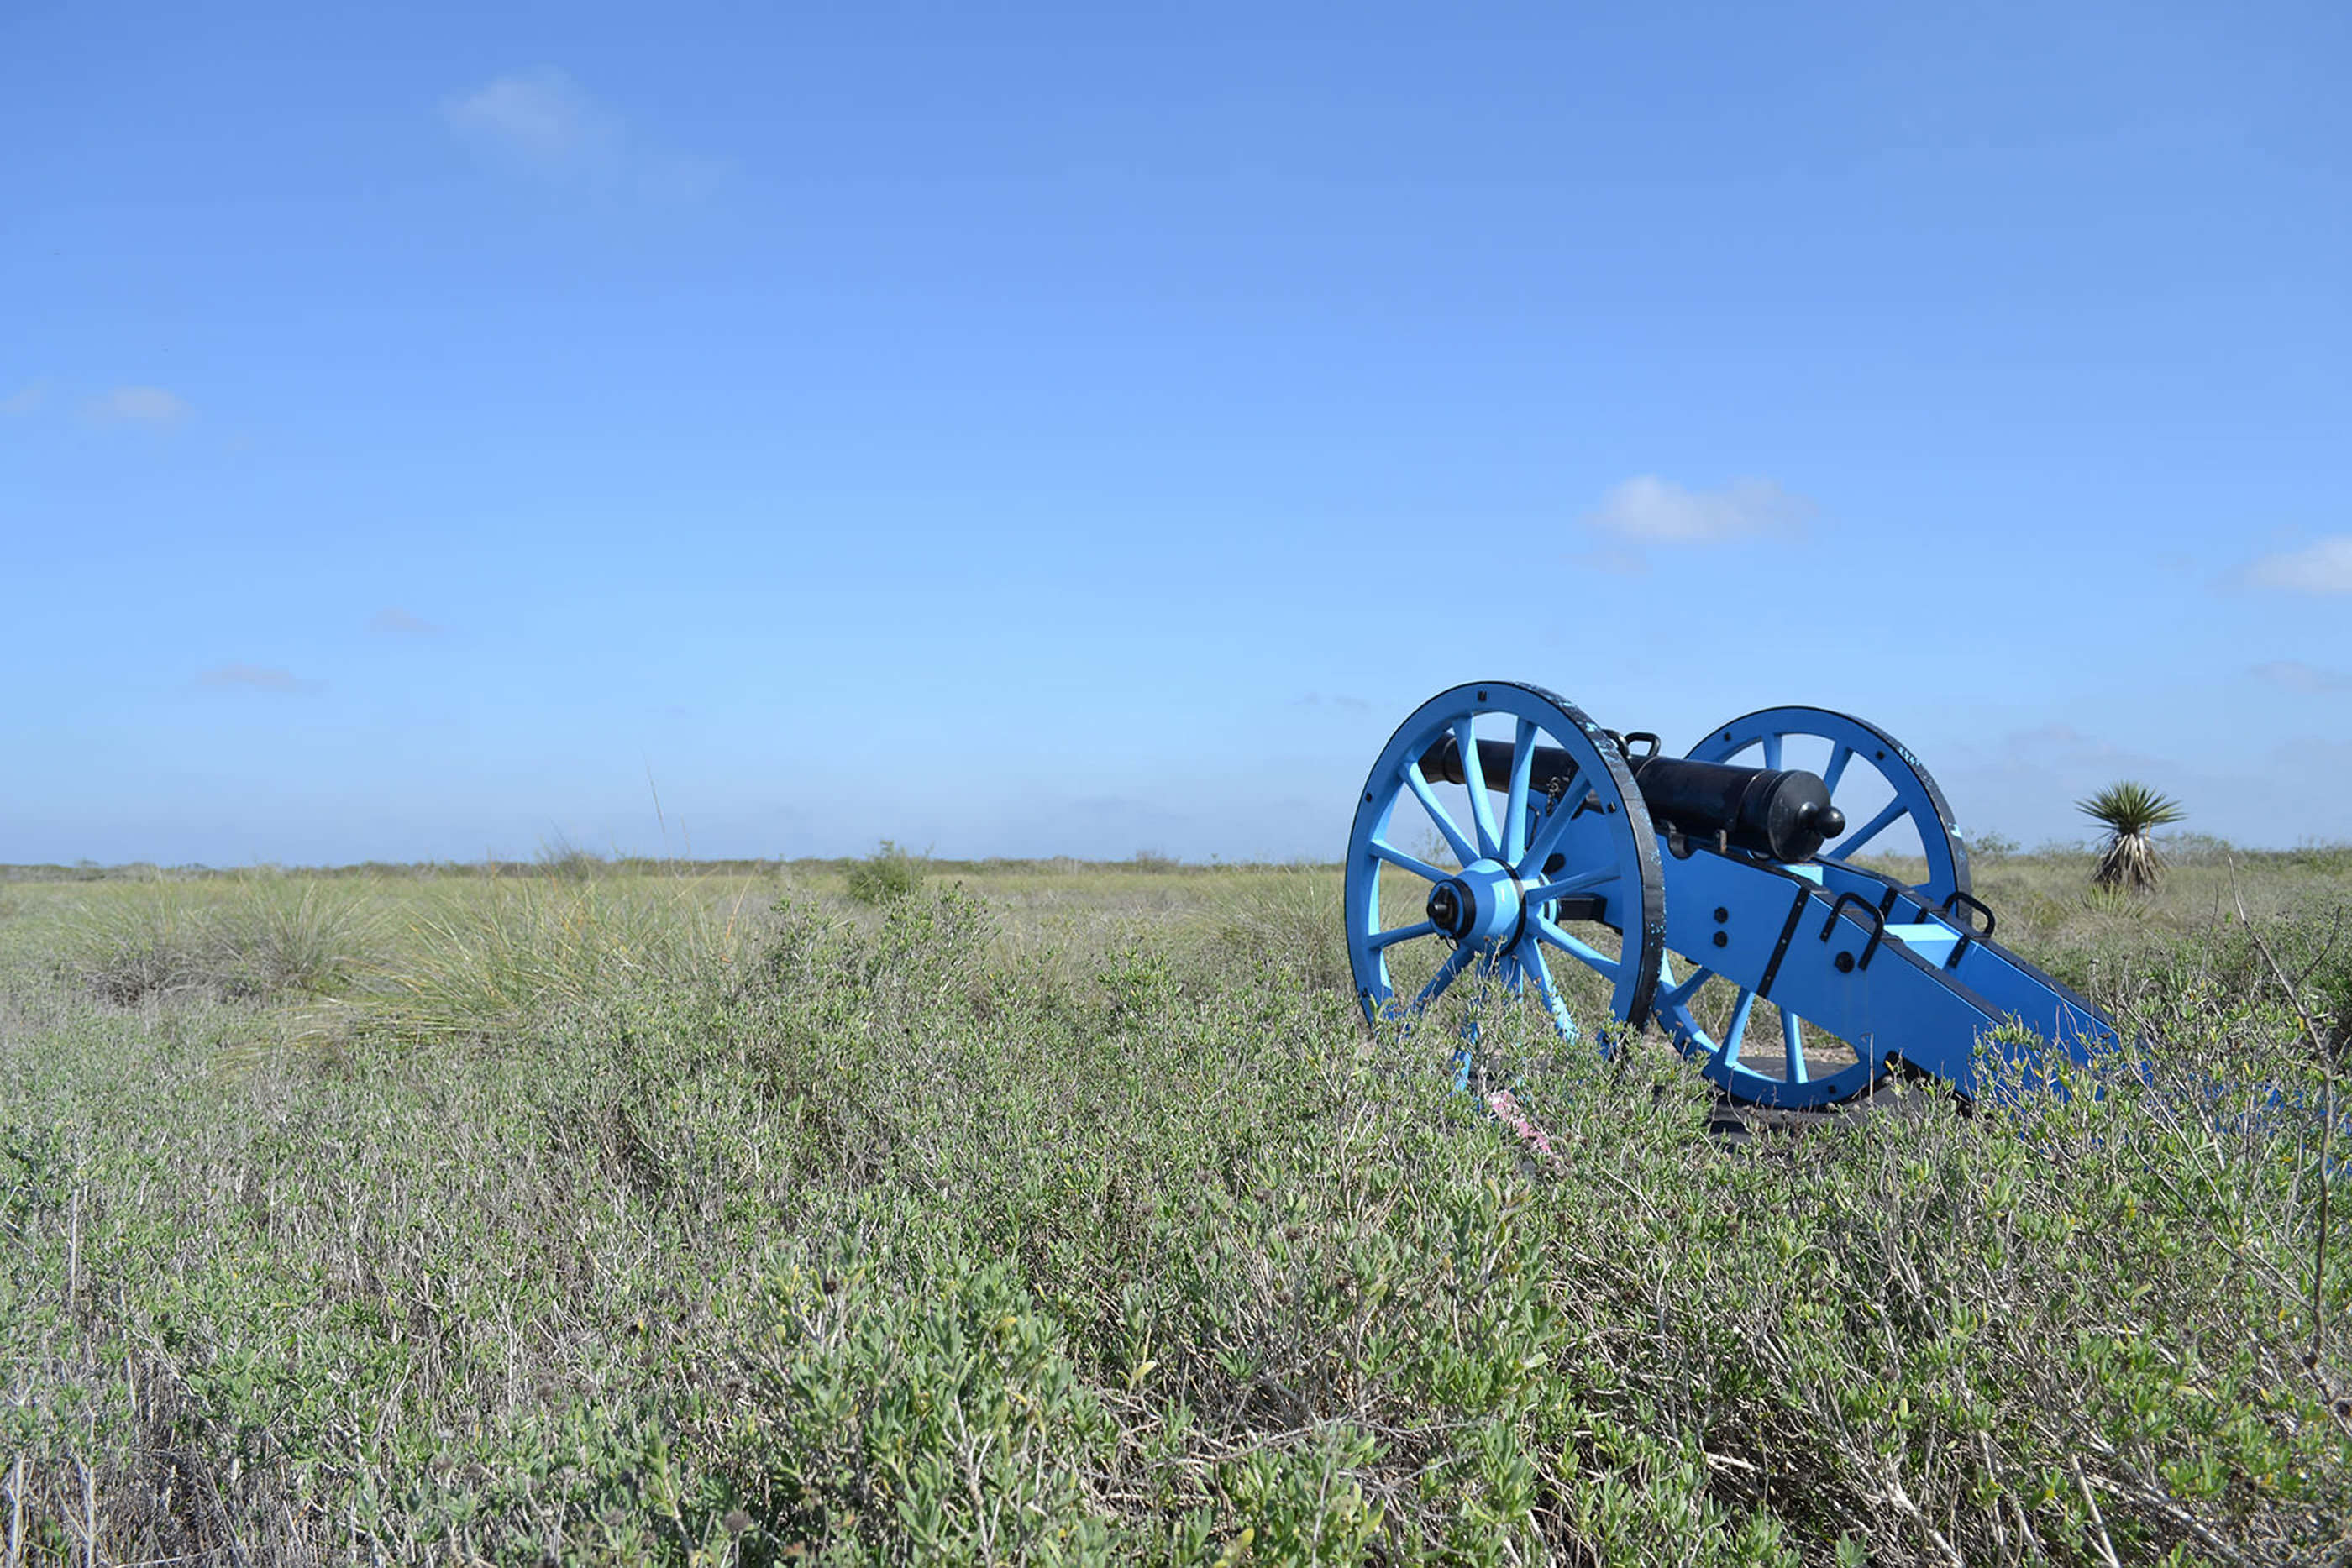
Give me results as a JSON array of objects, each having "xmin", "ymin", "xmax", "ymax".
[
  {"xmin": 1818, "ymin": 891, "xmax": 1885, "ymax": 973},
  {"xmin": 1939, "ymin": 889, "xmax": 1995, "ymax": 939}
]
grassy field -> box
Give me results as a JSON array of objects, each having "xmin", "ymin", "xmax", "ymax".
[{"xmin": 4, "ymin": 845, "xmax": 2351, "ymax": 1565}]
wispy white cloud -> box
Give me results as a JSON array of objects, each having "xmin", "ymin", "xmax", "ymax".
[
  {"xmin": 2251, "ymin": 659, "xmax": 2352, "ymax": 695},
  {"xmin": 442, "ymin": 67, "xmax": 722, "ymax": 198},
  {"xmin": 2241, "ymin": 535, "xmax": 2352, "ymax": 595},
  {"xmin": 1578, "ymin": 475, "xmax": 1814, "ymax": 543},
  {"xmin": 444, "ymin": 67, "xmax": 614, "ymax": 163},
  {"xmin": 197, "ymin": 663, "xmax": 323, "ymax": 695},
  {"xmin": 369, "ymin": 606, "xmax": 440, "ymax": 638},
  {"xmin": 93, "ymin": 386, "xmax": 188, "ymax": 422},
  {"xmin": 2, "ymin": 382, "xmax": 45, "ymax": 416}
]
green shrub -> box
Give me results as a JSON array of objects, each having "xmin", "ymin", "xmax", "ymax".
[
  {"xmin": 844, "ymin": 839, "xmax": 927, "ymax": 905},
  {"xmin": 6, "ymin": 862, "xmax": 2352, "ymax": 1563},
  {"xmin": 751, "ymin": 1252, "xmax": 1117, "ymax": 1560},
  {"xmin": 1965, "ymin": 828, "xmax": 2019, "ymax": 863}
]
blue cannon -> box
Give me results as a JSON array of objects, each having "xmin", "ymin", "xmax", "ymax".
[{"xmin": 1344, "ymin": 682, "xmax": 2121, "ymax": 1107}]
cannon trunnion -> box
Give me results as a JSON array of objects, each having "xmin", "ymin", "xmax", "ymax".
[{"xmin": 1346, "ymin": 682, "xmax": 2121, "ymax": 1109}]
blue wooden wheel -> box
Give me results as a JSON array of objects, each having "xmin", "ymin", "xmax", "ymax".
[
  {"xmin": 1651, "ymin": 956, "xmax": 1881, "ymax": 1109},
  {"xmin": 1654, "ymin": 705, "xmax": 1970, "ymax": 1109},
  {"xmin": 1344, "ymin": 682, "xmax": 1665, "ymax": 1053}
]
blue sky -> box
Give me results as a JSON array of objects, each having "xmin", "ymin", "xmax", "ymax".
[{"xmin": 4, "ymin": 1, "xmax": 2348, "ymax": 864}]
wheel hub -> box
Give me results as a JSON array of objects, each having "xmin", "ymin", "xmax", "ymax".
[{"xmin": 1425, "ymin": 859, "xmax": 1523, "ymax": 947}]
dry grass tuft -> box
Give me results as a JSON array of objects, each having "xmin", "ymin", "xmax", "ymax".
[
  {"xmin": 60, "ymin": 878, "xmax": 384, "ymax": 1004},
  {"xmin": 370, "ymin": 872, "xmax": 756, "ymax": 1040}
]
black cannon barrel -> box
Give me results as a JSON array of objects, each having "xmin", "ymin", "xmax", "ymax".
[
  {"xmin": 1417, "ymin": 737, "xmax": 1846, "ymax": 863},
  {"xmin": 1419, "ymin": 735, "xmax": 1582, "ymax": 798}
]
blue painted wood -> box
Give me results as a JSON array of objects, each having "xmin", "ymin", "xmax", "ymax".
[
  {"xmin": 1344, "ymin": 682, "xmax": 1665, "ymax": 1051},
  {"xmin": 1349, "ymin": 685, "xmax": 2134, "ymax": 1109}
]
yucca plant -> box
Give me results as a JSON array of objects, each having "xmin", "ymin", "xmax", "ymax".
[{"xmin": 2076, "ymin": 780, "xmax": 2187, "ymax": 892}]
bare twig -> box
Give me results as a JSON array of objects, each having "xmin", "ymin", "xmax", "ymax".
[
  {"xmin": 2062, "ymin": 1424, "xmax": 2252, "ymax": 1568},
  {"xmin": 2069, "ymin": 1453, "xmax": 2122, "ymax": 1568},
  {"xmin": 5, "ymin": 1453, "xmax": 25, "ymax": 1568},
  {"xmin": 2293, "ymin": 905, "xmax": 2349, "ymax": 992},
  {"xmin": 2232, "ymin": 868, "xmax": 2339, "ymax": 1369}
]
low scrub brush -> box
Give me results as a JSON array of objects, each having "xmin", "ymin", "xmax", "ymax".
[{"xmin": 844, "ymin": 839, "xmax": 927, "ymax": 906}]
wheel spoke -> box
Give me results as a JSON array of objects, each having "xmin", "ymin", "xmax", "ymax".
[
  {"xmin": 1369, "ymin": 920, "xmax": 1438, "ymax": 952},
  {"xmin": 1660, "ymin": 962, "xmax": 1713, "ymax": 1014},
  {"xmin": 1721, "ymin": 988, "xmax": 1757, "ymax": 1066},
  {"xmin": 1503, "ymin": 717, "xmax": 1536, "ymax": 862},
  {"xmin": 1520, "ymin": 945, "xmax": 1578, "ymax": 1038},
  {"xmin": 1498, "ymin": 949, "xmax": 1528, "ymax": 998},
  {"xmin": 1826, "ymin": 797, "xmax": 1907, "ymax": 863},
  {"xmin": 1514, "ymin": 778, "xmax": 1594, "ymax": 878},
  {"xmin": 1761, "ymin": 732, "xmax": 1784, "ymax": 772},
  {"xmin": 1369, "ymin": 839, "xmax": 1449, "ymax": 884},
  {"xmin": 1782, "ymin": 1009, "xmax": 1808, "ymax": 1083},
  {"xmin": 1521, "ymin": 867, "xmax": 1617, "ymax": 906},
  {"xmin": 1404, "ymin": 762, "xmax": 1478, "ymax": 868},
  {"xmin": 1454, "ymin": 719, "xmax": 1501, "ymax": 861},
  {"xmin": 1415, "ymin": 944, "xmax": 1473, "ymax": 1010},
  {"xmin": 1449, "ymin": 958, "xmax": 1488, "ymax": 1065},
  {"xmin": 1821, "ymin": 742, "xmax": 1855, "ymax": 795},
  {"xmin": 1533, "ymin": 915, "xmax": 1620, "ymax": 980}
]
